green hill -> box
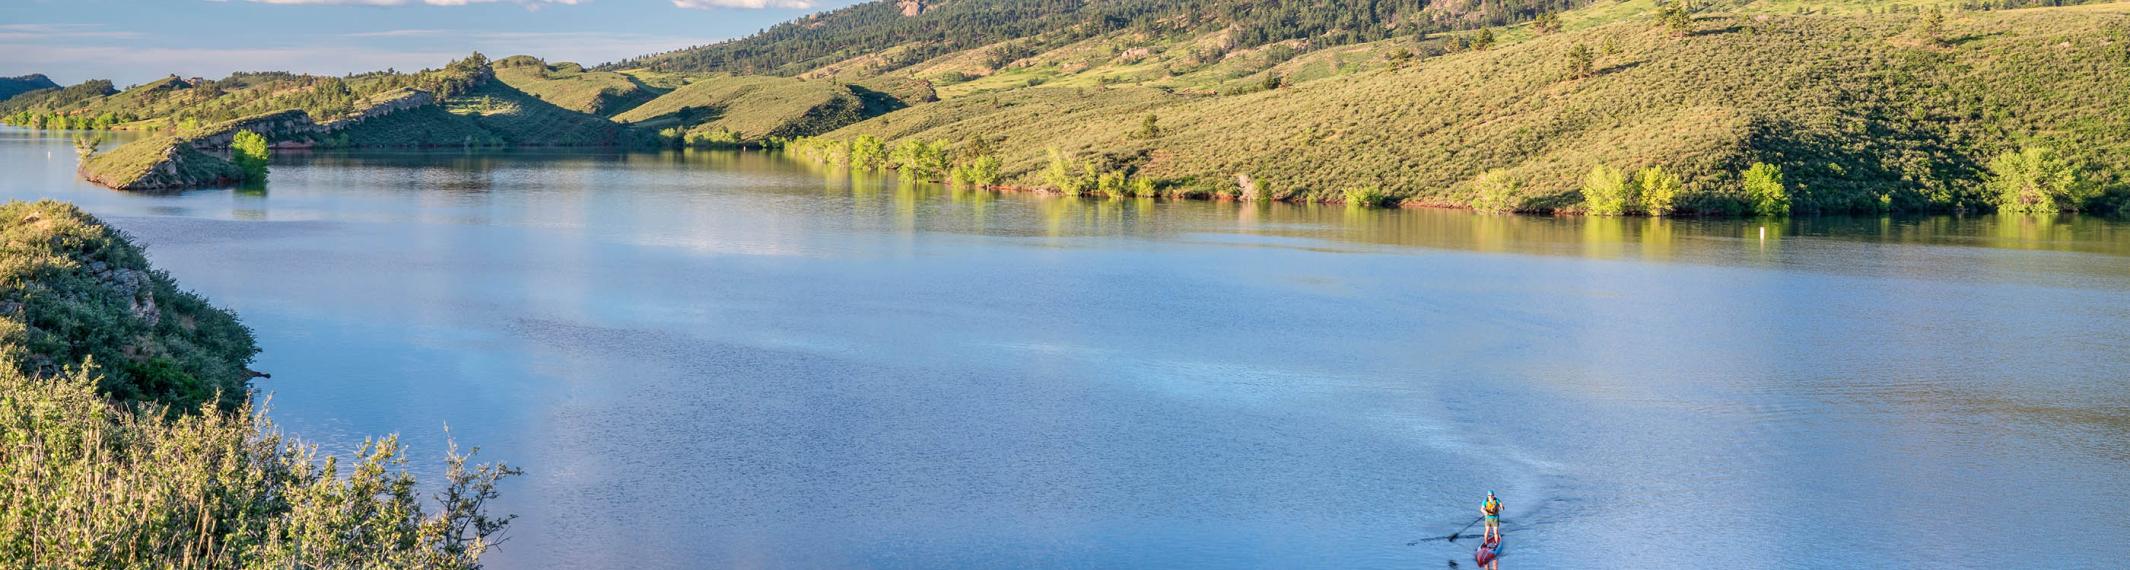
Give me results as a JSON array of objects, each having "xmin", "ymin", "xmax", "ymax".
[
  {"xmin": 800, "ymin": 2, "xmax": 2130, "ymax": 215},
  {"xmin": 493, "ymin": 56, "xmax": 665, "ymax": 116},
  {"xmin": 0, "ymin": 74, "xmax": 60, "ymax": 102},
  {"xmin": 612, "ymin": 0, "xmax": 1584, "ymax": 76},
  {"xmin": 610, "ymin": 75, "xmax": 881, "ymax": 144}
]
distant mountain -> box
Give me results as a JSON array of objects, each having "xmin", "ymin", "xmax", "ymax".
[{"xmin": 0, "ymin": 74, "xmax": 61, "ymax": 101}]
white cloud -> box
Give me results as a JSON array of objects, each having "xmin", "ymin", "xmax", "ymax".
[{"xmin": 672, "ymin": 0, "xmax": 813, "ymax": 9}]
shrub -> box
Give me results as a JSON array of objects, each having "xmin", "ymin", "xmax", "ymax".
[
  {"xmin": 1743, "ymin": 162, "xmax": 1790, "ymax": 216},
  {"xmin": 849, "ymin": 135, "xmax": 887, "ymax": 171},
  {"xmin": 1581, "ymin": 164, "xmax": 1632, "ymax": 215},
  {"xmin": 0, "ymin": 365, "xmax": 518, "ymax": 569},
  {"xmin": 1134, "ymin": 114, "xmax": 1162, "ymax": 139},
  {"xmin": 72, "ymin": 132, "xmax": 106, "ymax": 158},
  {"xmin": 1096, "ymin": 169, "xmax": 1132, "ymax": 198},
  {"xmin": 231, "ymin": 130, "xmax": 270, "ymax": 182},
  {"xmin": 949, "ymin": 155, "xmax": 1002, "ymax": 188},
  {"xmin": 1534, "ymin": 13, "xmax": 1564, "ymax": 34},
  {"xmin": 1567, "ymin": 44, "xmax": 1597, "ymax": 79},
  {"xmin": 891, "ymin": 139, "xmax": 951, "ymax": 180},
  {"xmin": 1637, "ymin": 166, "xmax": 1682, "ymax": 216},
  {"xmin": 1343, "ymin": 186, "xmax": 1395, "ymax": 208},
  {"xmin": 1987, "ymin": 146, "xmax": 2094, "ymax": 213},
  {"xmin": 1131, "ymin": 176, "xmax": 1158, "ymax": 198},
  {"xmin": 1658, "ymin": 2, "xmax": 1694, "ymax": 37},
  {"xmin": 1043, "ymin": 148, "xmax": 1094, "ymax": 194},
  {"xmin": 1470, "ymin": 169, "xmax": 1520, "ymax": 213}
]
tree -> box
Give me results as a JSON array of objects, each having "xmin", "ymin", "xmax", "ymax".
[
  {"xmin": 1533, "ymin": 13, "xmax": 1564, "ymax": 34},
  {"xmin": 1567, "ymin": 43, "xmax": 1597, "ymax": 79},
  {"xmin": 72, "ymin": 132, "xmax": 106, "ymax": 159},
  {"xmin": 1261, "ymin": 72, "xmax": 1284, "ymax": 91},
  {"xmin": 1743, "ymin": 162, "xmax": 1790, "ymax": 216},
  {"xmin": 1914, "ymin": 7, "xmax": 1947, "ymax": 45},
  {"xmin": 1134, "ymin": 114, "xmax": 1162, "ymax": 139},
  {"xmin": 950, "ymin": 155, "xmax": 1002, "ymax": 188},
  {"xmin": 231, "ymin": 130, "xmax": 271, "ymax": 182},
  {"xmin": 1637, "ymin": 166, "xmax": 1683, "ymax": 216},
  {"xmin": 1658, "ymin": 2, "xmax": 1694, "ymax": 37},
  {"xmin": 1470, "ymin": 169, "xmax": 1520, "ymax": 213},
  {"xmin": 1473, "ymin": 28, "xmax": 1498, "ymax": 50},
  {"xmin": 849, "ymin": 135, "xmax": 887, "ymax": 171},
  {"xmin": 1987, "ymin": 146, "xmax": 2093, "ymax": 213},
  {"xmin": 1582, "ymin": 164, "xmax": 1632, "ymax": 215}
]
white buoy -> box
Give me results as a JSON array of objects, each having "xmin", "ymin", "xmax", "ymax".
[{"xmin": 1759, "ymin": 226, "xmax": 1766, "ymax": 240}]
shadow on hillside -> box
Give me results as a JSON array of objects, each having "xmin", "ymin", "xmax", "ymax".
[
  {"xmin": 1945, "ymin": 31, "xmax": 2006, "ymax": 47},
  {"xmin": 1690, "ymin": 25, "xmax": 1743, "ymax": 37},
  {"xmin": 1595, "ymin": 61, "xmax": 1644, "ymax": 77}
]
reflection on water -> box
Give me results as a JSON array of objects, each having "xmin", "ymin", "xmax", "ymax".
[{"xmin": 3, "ymin": 127, "xmax": 2129, "ymax": 568}]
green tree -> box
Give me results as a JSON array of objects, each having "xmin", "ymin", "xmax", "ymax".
[
  {"xmin": 1533, "ymin": 13, "xmax": 1564, "ymax": 34},
  {"xmin": 231, "ymin": 130, "xmax": 271, "ymax": 182},
  {"xmin": 949, "ymin": 155, "xmax": 1002, "ymax": 189},
  {"xmin": 1914, "ymin": 7, "xmax": 1947, "ymax": 45},
  {"xmin": 849, "ymin": 135, "xmax": 887, "ymax": 171},
  {"xmin": 1043, "ymin": 148, "xmax": 1093, "ymax": 194},
  {"xmin": 1134, "ymin": 114, "xmax": 1162, "ymax": 139},
  {"xmin": 1637, "ymin": 166, "xmax": 1683, "ymax": 216},
  {"xmin": 1743, "ymin": 162, "xmax": 1790, "ymax": 216},
  {"xmin": 1343, "ymin": 186, "xmax": 1394, "ymax": 208},
  {"xmin": 1987, "ymin": 146, "xmax": 2093, "ymax": 213},
  {"xmin": 1581, "ymin": 164, "xmax": 1632, "ymax": 215},
  {"xmin": 72, "ymin": 132, "xmax": 107, "ymax": 159},
  {"xmin": 1473, "ymin": 28, "xmax": 1498, "ymax": 50},
  {"xmin": 1658, "ymin": 2, "xmax": 1694, "ymax": 37},
  {"xmin": 1470, "ymin": 169, "xmax": 1520, "ymax": 213},
  {"xmin": 1567, "ymin": 43, "xmax": 1597, "ymax": 79}
]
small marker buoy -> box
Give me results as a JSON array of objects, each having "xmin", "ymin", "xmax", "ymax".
[{"xmin": 1759, "ymin": 226, "xmax": 1766, "ymax": 240}]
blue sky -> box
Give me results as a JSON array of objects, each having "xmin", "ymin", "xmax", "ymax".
[{"xmin": 2, "ymin": 0, "xmax": 864, "ymax": 86}]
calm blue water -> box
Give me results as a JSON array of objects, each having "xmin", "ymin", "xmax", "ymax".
[{"xmin": 5, "ymin": 128, "xmax": 2129, "ymax": 568}]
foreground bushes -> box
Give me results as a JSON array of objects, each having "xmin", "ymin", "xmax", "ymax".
[
  {"xmin": 0, "ymin": 365, "xmax": 518, "ymax": 569},
  {"xmin": 0, "ymin": 200, "xmax": 518, "ymax": 568}
]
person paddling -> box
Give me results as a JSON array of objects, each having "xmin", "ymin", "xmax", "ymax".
[{"xmin": 1480, "ymin": 491, "xmax": 1503, "ymax": 541}]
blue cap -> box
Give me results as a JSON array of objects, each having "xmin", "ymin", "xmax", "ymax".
[{"xmin": 1488, "ymin": 490, "xmax": 1496, "ymax": 495}]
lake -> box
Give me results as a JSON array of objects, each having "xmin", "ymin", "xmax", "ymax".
[{"xmin": 4, "ymin": 127, "xmax": 2128, "ymax": 568}]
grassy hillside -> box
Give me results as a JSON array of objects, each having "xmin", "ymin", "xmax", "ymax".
[
  {"xmin": 816, "ymin": 4, "xmax": 2130, "ymax": 214},
  {"xmin": 340, "ymin": 80, "xmax": 633, "ymax": 147},
  {"xmin": 77, "ymin": 135, "xmax": 247, "ymax": 191},
  {"xmin": 493, "ymin": 56, "xmax": 665, "ymax": 116},
  {"xmin": 0, "ymin": 201, "xmax": 256, "ymax": 409},
  {"xmin": 614, "ymin": 0, "xmax": 1585, "ymax": 77},
  {"xmin": 611, "ymin": 75, "xmax": 875, "ymax": 144},
  {"xmin": 0, "ymin": 74, "xmax": 60, "ymax": 101}
]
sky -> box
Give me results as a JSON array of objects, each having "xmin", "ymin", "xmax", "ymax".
[{"xmin": 1, "ymin": 0, "xmax": 866, "ymax": 86}]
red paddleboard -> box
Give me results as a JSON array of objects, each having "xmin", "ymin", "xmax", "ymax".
[{"xmin": 1474, "ymin": 536, "xmax": 1504, "ymax": 565}]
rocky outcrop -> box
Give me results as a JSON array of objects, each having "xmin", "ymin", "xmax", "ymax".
[
  {"xmin": 897, "ymin": 0, "xmax": 926, "ymax": 16},
  {"xmin": 189, "ymin": 89, "xmax": 436, "ymax": 149},
  {"xmin": 77, "ymin": 136, "xmax": 243, "ymax": 191}
]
